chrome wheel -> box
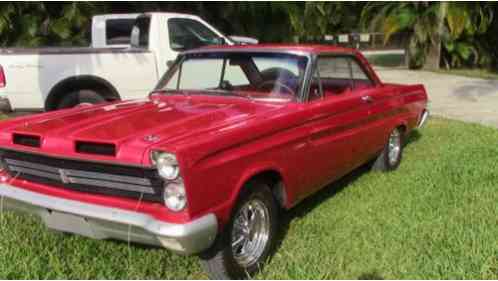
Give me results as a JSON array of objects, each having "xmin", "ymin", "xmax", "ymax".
[
  {"xmin": 388, "ymin": 129, "xmax": 402, "ymax": 165},
  {"xmin": 231, "ymin": 199, "xmax": 271, "ymax": 267}
]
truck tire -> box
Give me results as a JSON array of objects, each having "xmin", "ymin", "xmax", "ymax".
[
  {"xmin": 56, "ymin": 89, "xmax": 106, "ymax": 110},
  {"xmin": 373, "ymin": 127, "xmax": 404, "ymax": 171},
  {"xmin": 200, "ymin": 182, "xmax": 279, "ymax": 279}
]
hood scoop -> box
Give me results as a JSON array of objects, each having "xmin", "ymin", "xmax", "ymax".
[
  {"xmin": 13, "ymin": 133, "xmax": 41, "ymax": 148},
  {"xmin": 75, "ymin": 141, "xmax": 116, "ymax": 157}
]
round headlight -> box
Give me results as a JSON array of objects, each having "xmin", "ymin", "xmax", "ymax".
[
  {"xmin": 163, "ymin": 182, "xmax": 187, "ymax": 211},
  {"xmin": 154, "ymin": 152, "xmax": 180, "ymax": 180}
]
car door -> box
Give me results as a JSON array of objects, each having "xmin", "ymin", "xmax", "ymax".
[
  {"xmin": 300, "ymin": 55, "xmax": 372, "ymax": 195},
  {"xmin": 348, "ymin": 58, "xmax": 395, "ymax": 162}
]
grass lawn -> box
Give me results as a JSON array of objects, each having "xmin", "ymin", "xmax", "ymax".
[{"xmin": 0, "ymin": 117, "xmax": 497, "ymax": 279}]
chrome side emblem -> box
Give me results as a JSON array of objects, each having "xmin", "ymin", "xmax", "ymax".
[
  {"xmin": 144, "ymin": 135, "xmax": 160, "ymax": 143},
  {"xmin": 58, "ymin": 169, "xmax": 70, "ymax": 184}
]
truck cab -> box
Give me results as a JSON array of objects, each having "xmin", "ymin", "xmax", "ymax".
[{"xmin": 0, "ymin": 12, "xmax": 255, "ymax": 111}]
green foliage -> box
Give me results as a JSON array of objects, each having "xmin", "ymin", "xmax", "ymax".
[
  {"xmin": 361, "ymin": 2, "xmax": 494, "ymax": 70},
  {"xmin": 0, "ymin": 3, "xmax": 106, "ymax": 47},
  {"xmin": 0, "ymin": 2, "xmax": 496, "ymax": 72},
  {"xmin": 285, "ymin": 2, "xmax": 363, "ymax": 43},
  {"xmin": 442, "ymin": 3, "xmax": 493, "ymax": 69}
]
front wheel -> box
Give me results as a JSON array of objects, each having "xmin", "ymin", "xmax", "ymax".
[
  {"xmin": 200, "ymin": 182, "xmax": 279, "ymax": 279},
  {"xmin": 56, "ymin": 89, "xmax": 106, "ymax": 110},
  {"xmin": 373, "ymin": 127, "xmax": 404, "ymax": 171}
]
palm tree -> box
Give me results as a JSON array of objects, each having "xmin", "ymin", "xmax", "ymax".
[
  {"xmin": 361, "ymin": 2, "xmax": 493, "ymax": 70},
  {"xmin": 284, "ymin": 2, "xmax": 364, "ymax": 43}
]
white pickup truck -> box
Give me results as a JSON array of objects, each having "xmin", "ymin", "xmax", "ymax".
[{"xmin": 0, "ymin": 12, "xmax": 255, "ymax": 111}]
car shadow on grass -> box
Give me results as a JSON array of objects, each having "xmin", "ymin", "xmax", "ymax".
[{"xmin": 269, "ymin": 129, "xmax": 423, "ymax": 277}]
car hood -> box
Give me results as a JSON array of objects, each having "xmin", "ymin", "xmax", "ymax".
[{"xmin": 0, "ymin": 95, "xmax": 286, "ymax": 165}]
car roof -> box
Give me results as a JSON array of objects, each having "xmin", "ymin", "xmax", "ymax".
[{"xmin": 196, "ymin": 44, "xmax": 358, "ymax": 55}]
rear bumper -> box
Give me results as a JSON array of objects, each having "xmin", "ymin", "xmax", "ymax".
[
  {"xmin": 0, "ymin": 183, "xmax": 217, "ymax": 254},
  {"xmin": 417, "ymin": 109, "xmax": 429, "ymax": 128}
]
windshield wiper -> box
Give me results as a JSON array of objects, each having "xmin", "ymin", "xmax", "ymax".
[{"xmin": 197, "ymin": 89, "xmax": 253, "ymax": 100}]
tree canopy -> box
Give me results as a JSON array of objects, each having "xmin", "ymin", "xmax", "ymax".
[{"xmin": 0, "ymin": 2, "xmax": 496, "ymax": 71}]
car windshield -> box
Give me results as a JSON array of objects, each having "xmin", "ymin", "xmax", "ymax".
[{"xmin": 158, "ymin": 52, "xmax": 309, "ymax": 102}]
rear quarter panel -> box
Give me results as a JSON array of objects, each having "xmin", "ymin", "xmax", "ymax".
[{"xmin": 367, "ymin": 83, "xmax": 427, "ymax": 155}]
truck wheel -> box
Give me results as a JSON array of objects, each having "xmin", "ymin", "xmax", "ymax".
[
  {"xmin": 56, "ymin": 89, "xmax": 106, "ymax": 109},
  {"xmin": 373, "ymin": 127, "xmax": 404, "ymax": 171},
  {"xmin": 200, "ymin": 182, "xmax": 279, "ymax": 279}
]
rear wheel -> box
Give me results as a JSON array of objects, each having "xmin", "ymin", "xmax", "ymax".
[
  {"xmin": 56, "ymin": 89, "xmax": 106, "ymax": 109},
  {"xmin": 373, "ymin": 127, "xmax": 404, "ymax": 171},
  {"xmin": 200, "ymin": 182, "xmax": 278, "ymax": 279}
]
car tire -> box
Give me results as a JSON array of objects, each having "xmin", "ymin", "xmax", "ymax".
[
  {"xmin": 56, "ymin": 89, "xmax": 106, "ymax": 109},
  {"xmin": 199, "ymin": 182, "xmax": 279, "ymax": 279},
  {"xmin": 372, "ymin": 127, "xmax": 404, "ymax": 171}
]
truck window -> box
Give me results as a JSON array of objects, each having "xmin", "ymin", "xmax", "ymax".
[
  {"xmin": 168, "ymin": 18, "xmax": 222, "ymax": 51},
  {"xmin": 106, "ymin": 19, "xmax": 136, "ymax": 45}
]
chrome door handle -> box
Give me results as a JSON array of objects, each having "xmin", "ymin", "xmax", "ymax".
[{"xmin": 361, "ymin": 95, "xmax": 374, "ymax": 103}]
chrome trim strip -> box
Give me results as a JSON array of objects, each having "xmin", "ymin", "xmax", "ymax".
[
  {"xmin": 7, "ymin": 166, "xmax": 155, "ymax": 194},
  {"xmin": 9, "ymin": 166, "xmax": 155, "ymax": 194},
  {"xmin": 0, "ymin": 147, "xmax": 153, "ymax": 168},
  {"xmin": 0, "ymin": 183, "xmax": 218, "ymax": 254},
  {"xmin": 6, "ymin": 159, "xmax": 156, "ymax": 194},
  {"xmin": 5, "ymin": 158, "xmax": 152, "ymax": 185},
  {"xmin": 6, "ymin": 159, "xmax": 58, "ymax": 173},
  {"xmin": 67, "ymin": 177, "xmax": 155, "ymax": 194},
  {"xmin": 9, "ymin": 166, "xmax": 61, "ymax": 181},
  {"xmin": 64, "ymin": 169, "xmax": 151, "ymax": 186}
]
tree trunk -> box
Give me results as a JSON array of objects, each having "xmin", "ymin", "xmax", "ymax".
[
  {"xmin": 422, "ymin": 2, "xmax": 448, "ymax": 71},
  {"xmin": 424, "ymin": 36, "xmax": 441, "ymax": 70}
]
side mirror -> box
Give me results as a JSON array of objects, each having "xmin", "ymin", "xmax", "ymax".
[{"xmin": 229, "ymin": 36, "xmax": 259, "ymax": 45}]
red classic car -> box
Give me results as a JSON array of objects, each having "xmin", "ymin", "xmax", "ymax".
[{"xmin": 0, "ymin": 44, "xmax": 428, "ymax": 279}]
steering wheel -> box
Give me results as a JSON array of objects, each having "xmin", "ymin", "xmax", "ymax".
[
  {"xmin": 260, "ymin": 67, "xmax": 297, "ymax": 81},
  {"xmin": 257, "ymin": 80, "xmax": 296, "ymax": 97}
]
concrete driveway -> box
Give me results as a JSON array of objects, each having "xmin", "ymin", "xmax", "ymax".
[{"xmin": 376, "ymin": 68, "xmax": 498, "ymax": 128}]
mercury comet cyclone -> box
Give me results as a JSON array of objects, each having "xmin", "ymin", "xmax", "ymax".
[{"xmin": 0, "ymin": 44, "xmax": 428, "ymax": 279}]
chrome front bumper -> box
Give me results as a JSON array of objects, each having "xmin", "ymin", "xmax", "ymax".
[{"xmin": 0, "ymin": 183, "xmax": 217, "ymax": 254}]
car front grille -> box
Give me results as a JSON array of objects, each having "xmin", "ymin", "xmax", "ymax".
[{"xmin": 0, "ymin": 149, "xmax": 164, "ymax": 202}]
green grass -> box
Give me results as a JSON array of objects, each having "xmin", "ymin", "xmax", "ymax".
[
  {"xmin": 1, "ymin": 117, "xmax": 497, "ymax": 279},
  {"xmin": 434, "ymin": 69, "xmax": 498, "ymax": 80}
]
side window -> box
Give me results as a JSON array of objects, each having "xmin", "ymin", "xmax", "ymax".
[
  {"xmin": 315, "ymin": 57, "xmax": 353, "ymax": 99},
  {"xmin": 350, "ymin": 60, "xmax": 374, "ymax": 89},
  {"xmin": 312, "ymin": 56, "xmax": 374, "ymax": 100}
]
